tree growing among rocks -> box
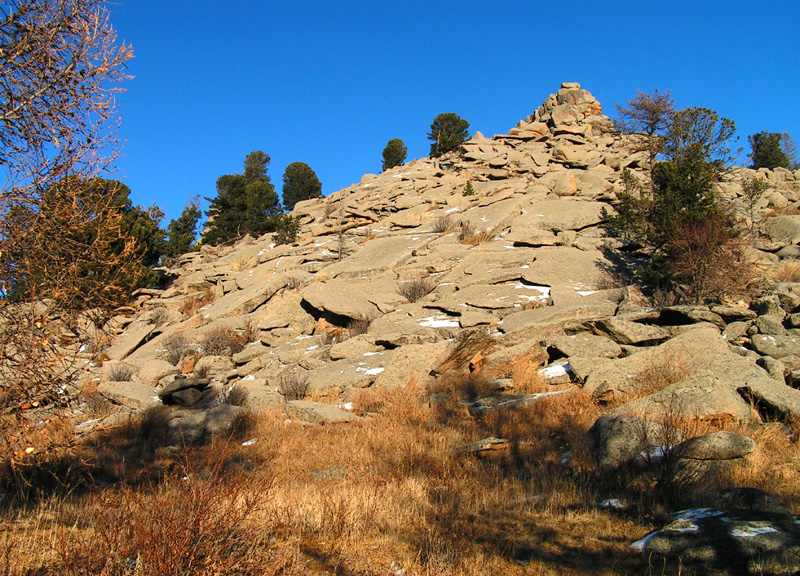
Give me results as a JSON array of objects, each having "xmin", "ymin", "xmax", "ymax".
[
  {"xmin": 282, "ymin": 161, "xmax": 322, "ymax": 211},
  {"xmin": 164, "ymin": 195, "xmax": 202, "ymax": 258},
  {"xmin": 749, "ymin": 131, "xmax": 791, "ymax": 170},
  {"xmin": 381, "ymin": 138, "xmax": 407, "ymax": 171},
  {"xmin": 610, "ymin": 96, "xmax": 751, "ymax": 303},
  {"xmin": 615, "ymin": 89, "xmax": 674, "ymax": 180},
  {"xmin": 428, "ymin": 113, "xmax": 470, "ymax": 158},
  {"xmin": 203, "ymin": 151, "xmax": 282, "ymax": 245}
]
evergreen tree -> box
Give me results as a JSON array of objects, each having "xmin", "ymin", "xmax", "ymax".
[
  {"xmin": 282, "ymin": 161, "xmax": 322, "ymax": 211},
  {"xmin": 203, "ymin": 151, "xmax": 281, "ymax": 245},
  {"xmin": 783, "ymin": 133, "xmax": 800, "ymax": 170},
  {"xmin": 428, "ymin": 113, "xmax": 470, "ymax": 158},
  {"xmin": 749, "ymin": 131, "xmax": 790, "ymax": 170},
  {"xmin": 382, "ymin": 138, "xmax": 407, "ymax": 171},
  {"xmin": 165, "ymin": 196, "xmax": 202, "ymax": 257},
  {"xmin": 663, "ymin": 107, "xmax": 738, "ymax": 168}
]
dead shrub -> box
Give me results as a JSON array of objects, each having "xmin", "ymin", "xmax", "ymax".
[
  {"xmin": 202, "ymin": 325, "xmax": 246, "ymax": 356},
  {"xmin": 163, "ymin": 333, "xmax": 190, "ymax": 365},
  {"xmin": 277, "ymin": 372, "xmax": 310, "ymax": 400},
  {"xmin": 51, "ymin": 460, "xmax": 272, "ymax": 576},
  {"xmin": 149, "ymin": 306, "xmax": 169, "ymax": 325},
  {"xmin": 431, "ymin": 214, "xmax": 453, "ymax": 234},
  {"xmin": 398, "ymin": 275, "xmax": 436, "ymax": 303},
  {"xmin": 107, "ymin": 362, "xmax": 135, "ymax": 382},
  {"xmin": 662, "ymin": 216, "xmax": 760, "ymax": 304},
  {"xmin": 346, "ymin": 316, "xmax": 372, "ymax": 337}
]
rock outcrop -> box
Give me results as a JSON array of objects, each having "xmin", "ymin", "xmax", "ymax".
[{"xmin": 54, "ymin": 84, "xmax": 800, "ymax": 466}]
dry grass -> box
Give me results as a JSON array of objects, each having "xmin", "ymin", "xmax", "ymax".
[
  {"xmin": 626, "ymin": 351, "xmax": 695, "ymax": 401},
  {"xmin": 346, "ymin": 316, "xmax": 372, "ymax": 338},
  {"xmin": 458, "ymin": 222, "xmax": 494, "ymax": 246},
  {"xmin": 179, "ymin": 287, "xmax": 216, "ymax": 316},
  {"xmin": 277, "ymin": 372, "xmax": 310, "ymax": 400},
  {"xmin": 770, "ymin": 259, "xmax": 800, "ymax": 283},
  {"xmin": 5, "ymin": 373, "xmax": 800, "ymax": 575},
  {"xmin": 107, "ymin": 362, "xmax": 135, "ymax": 382}
]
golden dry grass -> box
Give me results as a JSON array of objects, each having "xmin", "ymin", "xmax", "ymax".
[
  {"xmin": 2, "ymin": 379, "xmax": 800, "ymax": 575},
  {"xmin": 769, "ymin": 259, "xmax": 800, "ymax": 283}
]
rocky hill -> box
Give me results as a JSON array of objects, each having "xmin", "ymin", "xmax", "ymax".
[
  {"xmin": 39, "ymin": 82, "xmax": 800, "ymax": 570},
  {"xmin": 86, "ymin": 82, "xmax": 800, "ymax": 428}
]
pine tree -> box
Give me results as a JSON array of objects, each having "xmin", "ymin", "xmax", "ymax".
[
  {"xmin": 749, "ymin": 131, "xmax": 790, "ymax": 170},
  {"xmin": 165, "ymin": 196, "xmax": 201, "ymax": 257},
  {"xmin": 428, "ymin": 113, "xmax": 470, "ymax": 158},
  {"xmin": 203, "ymin": 151, "xmax": 281, "ymax": 245},
  {"xmin": 282, "ymin": 162, "xmax": 322, "ymax": 211},
  {"xmin": 382, "ymin": 138, "xmax": 407, "ymax": 171}
]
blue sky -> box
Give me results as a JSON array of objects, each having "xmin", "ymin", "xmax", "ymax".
[{"xmin": 109, "ymin": 1, "xmax": 800, "ymax": 223}]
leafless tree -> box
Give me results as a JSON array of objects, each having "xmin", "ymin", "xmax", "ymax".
[
  {"xmin": 615, "ymin": 89, "xmax": 674, "ymax": 181},
  {"xmin": 0, "ymin": 0, "xmax": 133, "ymax": 468}
]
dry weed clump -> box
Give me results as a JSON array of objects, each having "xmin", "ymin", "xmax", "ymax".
[
  {"xmin": 179, "ymin": 287, "xmax": 216, "ymax": 316},
  {"xmin": 163, "ymin": 332, "xmax": 190, "ymax": 365},
  {"xmin": 277, "ymin": 372, "xmax": 310, "ymax": 400},
  {"xmin": 458, "ymin": 222, "xmax": 494, "ymax": 246},
  {"xmin": 397, "ymin": 275, "xmax": 437, "ymax": 303},
  {"xmin": 202, "ymin": 324, "xmax": 247, "ymax": 356},
  {"xmin": 770, "ymin": 259, "xmax": 800, "ymax": 283},
  {"xmin": 624, "ymin": 351, "xmax": 694, "ymax": 402},
  {"xmin": 345, "ymin": 316, "xmax": 372, "ymax": 338},
  {"xmin": 45, "ymin": 460, "xmax": 273, "ymax": 576},
  {"xmin": 431, "ymin": 213, "xmax": 453, "ymax": 233},
  {"xmin": 107, "ymin": 362, "xmax": 135, "ymax": 382}
]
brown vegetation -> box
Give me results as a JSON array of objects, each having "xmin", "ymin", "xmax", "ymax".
[{"xmin": 2, "ymin": 373, "xmax": 800, "ymax": 575}]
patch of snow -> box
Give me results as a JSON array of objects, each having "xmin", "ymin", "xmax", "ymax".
[
  {"xmin": 730, "ymin": 524, "xmax": 779, "ymax": 538},
  {"xmin": 540, "ymin": 364, "xmax": 570, "ymax": 379},
  {"xmin": 79, "ymin": 343, "xmax": 89, "ymax": 353},
  {"xmin": 577, "ymin": 290, "xmax": 598, "ymax": 297},
  {"xmin": 356, "ymin": 367, "xmax": 384, "ymax": 376},
  {"xmin": 243, "ymin": 375, "xmax": 255, "ymax": 380},
  {"xmin": 419, "ymin": 316, "xmax": 460, "ymax": 328},
  {"xmin": 446, "ymin": 208, "xmax": 460, "ymax": 213},
  {"xmin": 340, "ymin": 402, "xmax": 354, "ymax": 411},
  {"xmin": 598, "ymin": 498, "xmax": 626, "ymax": 510},
  {"xmin": 363, "ymin": 352, "xmax": 380, "ymax": 356},
  {"xmin": 520, "ymin": 264, "xmax": 529, "ymax": 269},
  {"xmin": 631, "ymin": 532, "xmax": 657, "ymax": 552},
  {"xmin": 241, "ymin": 438, "xmax": 258, "ymax": 447},
  {"xmin": 305, "ymin": 345, "xmax": 319, "ymax": 351},
  {"xmin": 673, "ymin": 509, "xmax": 725, "ymax": 521}
]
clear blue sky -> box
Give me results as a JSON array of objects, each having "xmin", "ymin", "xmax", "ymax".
[{"xmin": 109, "ymin": 1, "xmax": 800, "ymax": 223}]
